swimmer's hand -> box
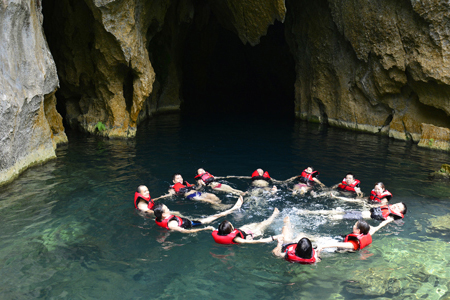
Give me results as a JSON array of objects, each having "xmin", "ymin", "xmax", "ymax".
[
  {"xmin": 316, "ymin": 246, "xmax": 324, "ymax": 255},
  {"xmin": 205, "ymin": 226, "xmax": 215, "ymax": 231}
]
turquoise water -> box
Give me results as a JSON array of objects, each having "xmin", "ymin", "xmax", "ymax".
[{"xmin": 1, "ymin": 113, "xmax": 450, "ymax": 299}]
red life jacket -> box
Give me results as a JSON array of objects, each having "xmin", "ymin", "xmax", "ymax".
[
  {"xmin": 299, "ymin": 170, "xmax": 319, "ymax": 185},
  {"xmin": 251, "ymin": 170, "xmax": 271, "ymax": 181},
  {"xmin": 155, "ymin": 215, "xmax": 183, "ymax": 230},
  {"xmin": 380, "ymin": 205, "xmax": 404, "ymax": 219},
  {"xmin": 284, "ymin": 244, "xmax": 316, "ymax": 264},
  {"xmin": 194, "ymin": 172, "xmax": 215, "ymax": 184},
  {"xmin": 171, "ymin": 182, "xmax": 194, "ymax": 194},
  {"xmin": 134, "ymin": 192, "xmax": 154, "ymax": 210},
  {"xmin": 344, "ymin": 233, "xmax": 372, "ymax": 250},
  {"xmin": 337, "ymin": 178, "xmax": 361, "ymax": 192},
  {"xmin": 211, "ymin": 229, "xmax": 245, "ymax": 244},
  {"xmin": 369, "ymin": 190, "xmax": 392, "ymax": 203}
]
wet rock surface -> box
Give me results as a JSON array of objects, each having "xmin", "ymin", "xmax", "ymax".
[{"xmin": 3, "ymin": 0, "xmax": 450, "ymax": 185}]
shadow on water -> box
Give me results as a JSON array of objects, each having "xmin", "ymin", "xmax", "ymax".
[{"xmin": 1, "ymin": 113, "xmax": 450, "ymax": 299}]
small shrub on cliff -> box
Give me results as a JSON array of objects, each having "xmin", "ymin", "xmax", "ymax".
[{"xmin": 95, "ymin": 122, "xmax": 106, "ymax": 132}]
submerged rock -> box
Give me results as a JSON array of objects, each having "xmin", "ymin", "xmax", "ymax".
[{"xmin": 429, "ymin": 164, "xmax": 450, "ymax": 181}]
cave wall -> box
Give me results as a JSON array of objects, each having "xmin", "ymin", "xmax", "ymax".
[
  {"xmin": 0, "ymin": 0, "xmax": 67, "ymax": 186},
  {"xmin": 287, "ymin": 0, "xmax": 450, "ymax": 149},
  {"xmin": 2, "ymin": 0, "xmax": 450, "ymax": 185}
]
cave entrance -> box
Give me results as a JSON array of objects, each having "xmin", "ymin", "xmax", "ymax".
[{"xmin": 181, "ymin": 18, "xmax": 296, "ymax": 118}]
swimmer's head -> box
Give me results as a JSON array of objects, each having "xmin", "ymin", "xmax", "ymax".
[
  {"xmin": 172, "ymin": 173, "xmax": 183, "ymax": 183},
  {"xmin": 137, "ymin": 185, "xmax": 150, "ymax": 198},
  {"xmin": 345, "ymin": 172, "xmax": 355, "ymax": 184},
  {"xmin": 374, "ymin": 182, "xmax": 385, "ymax": 194},
  {"xmin": 354, "ymin": 220, "xmax": 370, "ymax": 235},
  {"xmin": 295, "ymin": 237, "xmax": 313, "ymax": 259},
  {"xmin": 153, "ymin": 203, "xmax": 167, "ymax": 221},
  {"xmin": 218, "ymin": 220, "xmax": 234, "ymax": 235},
  {"xmin": 197, "ymin": 168, "xmax": 206, "ymax": 175},
  {"xmin": 305, "ymin": 167, "xmax": 313, "ymax": 173},
  {"xmin": 392, "ymin": 202, "xmax": 407, "ymax": 215},
  {"xmin": 256, "ymin": 169, "xmax": 264, "ymax": 176}
]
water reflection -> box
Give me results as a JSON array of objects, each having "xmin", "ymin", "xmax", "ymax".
[{"xmin": 1, "ymin": 114, "xmax": 450, "ymax": 299}]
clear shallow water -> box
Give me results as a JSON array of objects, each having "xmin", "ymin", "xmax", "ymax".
[{"xmin": 1, "ymin": 113, "xmax": 450, "ymax": 299}]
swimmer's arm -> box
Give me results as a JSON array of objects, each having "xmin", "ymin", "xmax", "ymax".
[
  {"xmin": 313, "ymin": 178, "xmax": 326, "ymax": 187},
  {"xmin": 282, "ymin": 176, "xmax": 299, "ymax": 183},
  {"xmin": 272, "ymin": 237, "xmax": 286, "ymax": 258},
  {"xmin": 331, "ymin": 194, "xmax": 364, "ymax": 203},
  {"xmin": 153, "ymin": 193, "xmax": 174, "ymax": 201},
  {"xmin": 196, "ymin": 179, "xmax": 206, "ymax": 187},
  {"xmin": 170, "ymin": 211, "xmax": 184, "ymax": 217},
  {"xmin": 225, "ymin": 175, "xmax": 251, "ymax": 179},
  {"xmin": 270, "ymin": 178, "xmax": 285, "ymax": 184},
  {"xmin": 316, "ymin": 242, "xmax": 355, "ymax": 254},
  {"xmin": 354, "ymin": 187, "xmax": 364, "ymax": 197},
  {"xmin": 369, "ymin": 217, "xmax": 394, "ymax": 235},
  {"xmin": 233, "ymin": 236, "xmax": 277, "ymax": 244}
]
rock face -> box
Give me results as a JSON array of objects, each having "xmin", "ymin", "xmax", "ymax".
[
  {"xmin": 287, "ymin": 0, "xmax": 450, "ymax": 149},
  {"xmin": 0, "ymin": 0, "xmax": 66, "ymax": 186},
  {"xmin": 3, "ymin": 0, "xmax": 450, "ymax": 185}
]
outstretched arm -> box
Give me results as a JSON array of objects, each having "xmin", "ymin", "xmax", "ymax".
[
  {"xmin": 225, "ymin": 175, "xmax": 251, "ymax": 179},
  {"xmin": 196, "ymin": 179, "xmax": 206, "ymax": 187},
  {"xmin": 313, "ymin": 178, "xmax": 326, "ymax": 187},
  {"xmin": 316, "ymin": 241, "xmax": 355, "ymax": 254},
  {"xmin": 330, "ymin": 194, "xmax": 365, "ymax": 203},
  {"xmin": 271, "ymin": 178, "xmax": 286, "ymax": 184},
  {"xmin": 282, "ymin": 175, "xmax": 299, "ymax": 183},
  {"xmin": 369, "ymin": 217, "xmax": 395, "ymax": 235},
  {"xmin": 198, "ymin": 196, "xmax": 243, "ymax": 224},
  {"xmin": 234, "ymin": 235, "xmax": 278, "ymax": 244},
  {"xmin": 355, "ymin": 187, "xmax": 363, "ymax": 197},
  {"xmin": 153, "ymin": 192, "xmax": 174, "ymax": 201}
]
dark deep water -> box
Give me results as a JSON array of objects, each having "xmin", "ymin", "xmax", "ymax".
[{"xmin": 1, "ymin": 113, "xmax": 450, "ymax": 299}]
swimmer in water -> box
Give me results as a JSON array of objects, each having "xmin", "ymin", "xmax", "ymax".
[
  {"xmin": 226, "ymin": 168, "xmax": 279, "ymax": 192},
  {"xmin": 134, "ymin": 185, "xmax": 182, "ymax": 216},
  {"xmin": 332, "ymin": 182, "xmax": 392, "ymax": 205},
  {"xmin": 272, "ymin": 216, "xmax": 320, "ymax": 264},
  {"xmin": 283, "ymin": 166, "xmax": 326, "ymax": 195},
  {"xmin": 316, "ymin": 219, "xmax": 394, "ymax": 254},
  {"xmin": 312, "ymin": 172, "xmax": 362, "ymax": 198},
  {"xmin": 162, "ymin": 173, "xmax": 228, "ymax": 209},
  {"xmin": 297, "ymin": 202, "xmax": 407, "ymax": 226},
  {"xmin": 134, "ymin": 185, "xmax": 155, "ymax": 213},
  {"xmin": 212, "ymin": 208, "xmax": 280, "ymax": 244},
  {"xmin": 195, "ymin": 168, "xmax": 244, "ymax": 195},
  {"xmin": 153, "ymin": 196, "xmax": 243, "ymax": 233}
]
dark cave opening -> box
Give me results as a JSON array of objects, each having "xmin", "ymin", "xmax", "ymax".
[
  {"xmin": 181, "ymin": 18, "xmax": 296, "ymax": 118},
  {"xmin": 42, "ymin": 0, "xmax": 297, "ymax": 128}
]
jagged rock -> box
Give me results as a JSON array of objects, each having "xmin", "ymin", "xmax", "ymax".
[
  {"xmin": 288, "ymin": 0, "xmax": 450, "ymax": 144},
  {"xmin": 4, "ymin": 0, "xmax": 450, "ymax": 186},
  {"xmin": 0, "ymin": 0, "xmax": 64, "ymax": 186},
  {"xmin": 418, "ymin": 124, "xmax": 450, "ymax": 151}
]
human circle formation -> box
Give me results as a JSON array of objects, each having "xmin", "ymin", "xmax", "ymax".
[{"xmin": 134, "ymin": 167, "xmax": 407, "ymax": 264}]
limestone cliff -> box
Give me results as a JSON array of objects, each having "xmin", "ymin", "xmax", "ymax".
[
  {"xmin": 3, "ymin": 0, "xmax": 450, "ymax": 185},
  {"xmin": 287, "ymin": 0, "xmax": 450, "ymax": 150},
  {"xmin": 0, "ymin": 0, "xmax": 66, "ymax": 186}
]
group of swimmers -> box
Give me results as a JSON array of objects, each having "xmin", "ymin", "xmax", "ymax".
[{"xmin": 134, "ymin": 167, "xmax": 407, "ymax": 264}]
